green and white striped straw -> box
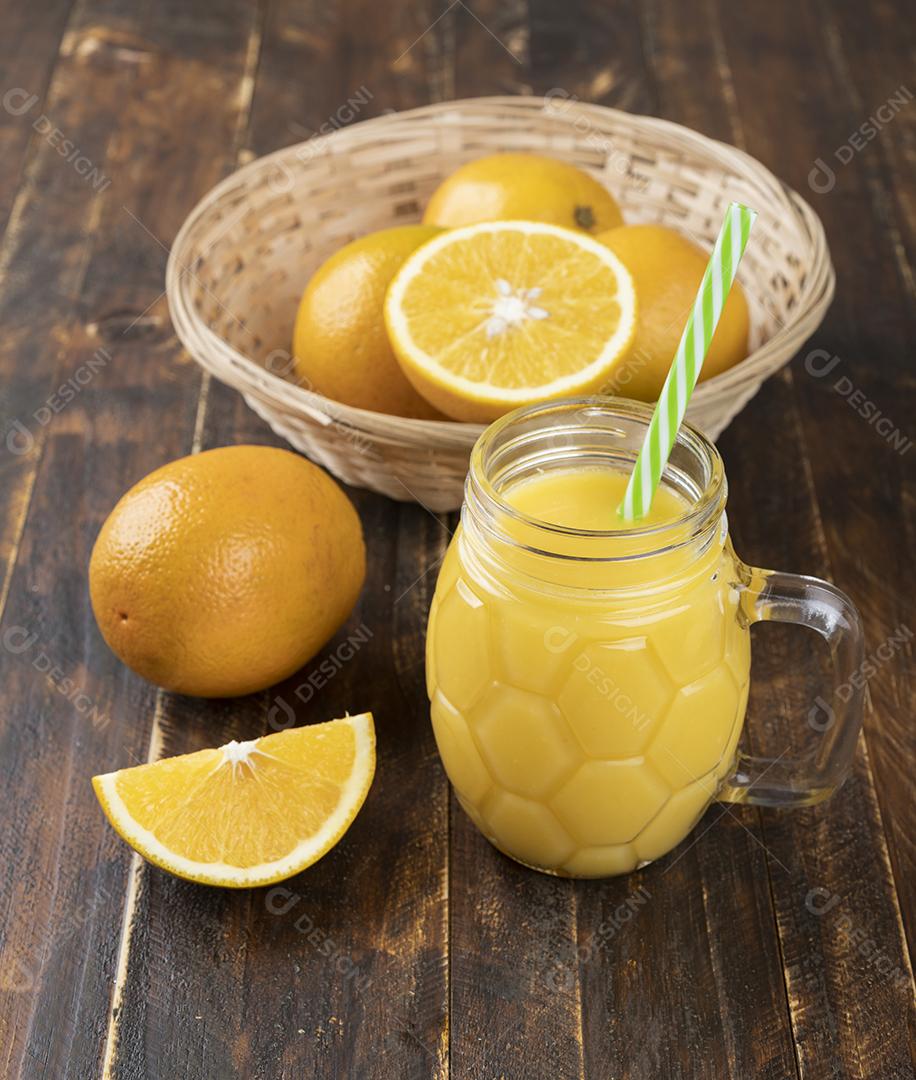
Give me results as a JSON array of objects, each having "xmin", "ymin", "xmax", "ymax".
[{"xmin": 618, "ymin": 201, "xmax": 757, "ymax": 521}]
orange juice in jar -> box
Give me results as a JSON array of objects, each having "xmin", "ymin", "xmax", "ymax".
[{"xmin": 426, "ymin": 399, "xmax": 864, "ymax": 877}]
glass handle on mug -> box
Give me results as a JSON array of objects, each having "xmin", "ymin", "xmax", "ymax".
[{"xmin": 717, "ymin": 566, "xmax": 865, "ymax": 808}]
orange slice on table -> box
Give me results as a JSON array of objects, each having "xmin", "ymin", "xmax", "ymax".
[
  {"xmin": 384, "ymin": 220, "xmax": 637, "ymax": 422},
  {"xmin": 92, "ymin": 713, "xmax": 375, "ymax": 888}
]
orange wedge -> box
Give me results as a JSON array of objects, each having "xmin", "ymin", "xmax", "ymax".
[
  {"xmin": 384, "ymin": 220, "xmax": 637, "ymax": 421},
  {"xmin": 92, "ymin": 713, "xmax": 375, "ymax": 887}
]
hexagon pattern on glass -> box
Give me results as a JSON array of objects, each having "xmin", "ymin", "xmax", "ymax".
[
  {"xmin": 647, "ymin": 666, "xmax": 742, "ymax": 789},
  {"xmin": 557, "ymin": 638, "xmax": 673, "ymax": 758},
  {"xmin": 427, "ymin": 568, "xmax": 751, "ymax": 878},
  {"xmin": 471, "ymin": 683, "xmax": 580, "ymax": 799},
  {"xmin": 433, "ymin": 578, "xmax": 491, "ymax": 712}
]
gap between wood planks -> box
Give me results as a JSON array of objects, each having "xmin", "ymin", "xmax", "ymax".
[
  {"xmin": 812, "ymin": 0, "xmax": 915, "ymax": 992},
  {"xmin": 95, "ymin": 6, "xmax": 268, "ymax": 1073},
  {"xmin": 2, "ymin": 2, "xmax": 910, "ymax": 1074},
  {"xmin": 718, "ymin": 0, "xmax": 910, "ymax": 942},
  {"xmin": 0, "ymin": 186, "xmax": 107, "ymax": 626},
  {"xmin": 636, "ymin": 4, "xmax": 804, "ymax": 1072},
  {"xmin": 641, "ymin": 0, "xmax": 914, "ymax": 1069}
]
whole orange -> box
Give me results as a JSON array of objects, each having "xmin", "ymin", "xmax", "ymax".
[
  {"xmin": 422, "ymin": 153, "xmax": 624, "ymax": 234},
  {"xmin": 293, "ymin": 225, "xmax": 444, "ymax": 418},
  {"xmin": 89, "ymin": 446, "xmax": 365, "ymax": 698},
  {"xmin": 597, "ymin": 224, "xmax": 750, "ymax": 401}
]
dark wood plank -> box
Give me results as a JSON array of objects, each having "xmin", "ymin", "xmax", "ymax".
[
  {"xmin": 800, "ymin": 0, "xmax": 916, "ymax": 952},
  {"xmin": 721, "ymin": 376, "xmax": 912, "ymax": 1080},
  {"xmin": 0, "ymin": 4, "xmax": 117, "ymax": 637},
  {"xmin": 0, "ymin": 2, "xmax": 263, "ymax": 1077},
  {"xmin": 450, "ymin": 810, "xmax": 587, "ymax": 1080},
  {"xmin": 245, "ymin": 0, "xmax": 351, "ymax": 160},
  {"xmin": 561, "ymin": 7, "xmax": 799, "ymax": 1078},
  {"xmin": 647, "ymin": 0, "xmax": 915, "ymax": 1076},
  {"xmin": 0, "ymin": 1, "xmax": 910, "ymax": 1078},
  {"xmin": 441, "ymin": 8, "xmax": 592, "ymax": 1080},
  {"xmin": 579, "ymin": 817, "xmax": 798, "ymax": 1080},
  {"xmin": 0, "ymin": 0, "xmax": 76, "ymax": 235},
  {"xmin": 108, "ymin": 3, "xmax": 456, "ymax": 1077},
  {"xmin": 818, "ymin": 0, "xmax": 915, "ymax": 280},
  {"xmin": 526, "ymin": 0, "xmax": 654, "ymax": 115},
  {"xmin": 246, "ymin": 0, "xmax": 460, "ymax": 163},
  {"xmin": 114, "ymin": 394, "xmax": 451, "ymax": 1079}
]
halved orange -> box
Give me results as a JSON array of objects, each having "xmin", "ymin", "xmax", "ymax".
[
  {"xmin": 92, "ymin": 713, "xmax": 375, "ymax": 887},
  {"xmin": 384, "ymin": 220, "xmax": 637, "ymax": 421}
]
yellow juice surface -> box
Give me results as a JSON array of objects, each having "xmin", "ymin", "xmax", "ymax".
[
  {"xmin": 426, "ymin": 466, "xmax": 750, "ymax": 877},
  {"xmin": 507, "ymin": 466, "xmax": 685, "ymax": 531}
]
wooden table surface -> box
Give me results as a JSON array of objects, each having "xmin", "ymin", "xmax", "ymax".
[{"xmin": 0, "ymin": 2, "xmax": 913, "ymax": 1077}]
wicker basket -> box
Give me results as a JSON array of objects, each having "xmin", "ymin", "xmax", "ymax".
[{"xmin": 167, "ymin": 96, "xmax": 834, "ymax": 511}]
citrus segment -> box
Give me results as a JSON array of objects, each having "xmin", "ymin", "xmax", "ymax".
[
  {"xmin": 92, "ymin": 713, "xmax": 375, "ymax": 887},
  {"xmin": 385, "ymin": 221, "xmax": 637, "ymax": 421}
]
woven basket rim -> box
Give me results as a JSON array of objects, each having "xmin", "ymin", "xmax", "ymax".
[{"xmin": 167, "ymin": 95, "xmax": 834, "ymax": 447}]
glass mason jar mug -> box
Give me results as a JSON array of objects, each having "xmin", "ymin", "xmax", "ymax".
[{"xmin": 425, "ymin": 399, "xmax": 864, "ymax": 878}]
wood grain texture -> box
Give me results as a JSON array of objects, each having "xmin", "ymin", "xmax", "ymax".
[
  {"xmin": 0, "ymin": 0, "xmax": 76, "ymax": 236},
  {"xmin": 645, "ymin": 2, "xmax": 915, "ymax": 1077},
  {"xmin": 798, "ymin": 0, "xmax": 915, "ymax": 951},
  {"xmin": 108, "ymin": 5, "xmax": 452, "ymax": 1077},
  {"xmin": 0, "ymin": 1, "xmax": 263, "ymax": 1077},
  {"xmin": 707, "ymin": 2, "xmax": 916, "ymax": 1072},
  {"xmin": 447, "ymin": 5, "xmax": 800, "ymax": 1080},
  {"xmin": 0, "ymin": 0, "xmax": 912, "ymax": 1078}
]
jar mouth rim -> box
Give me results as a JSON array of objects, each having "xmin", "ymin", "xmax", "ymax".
[{"xmin": 467, "ymin": 397, "xmax": 727, "ymax": 558}]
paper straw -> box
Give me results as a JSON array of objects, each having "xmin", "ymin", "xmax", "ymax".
[{"xmin": 618, "ymin": 202, "xmax": 757, "ymax": 521}]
